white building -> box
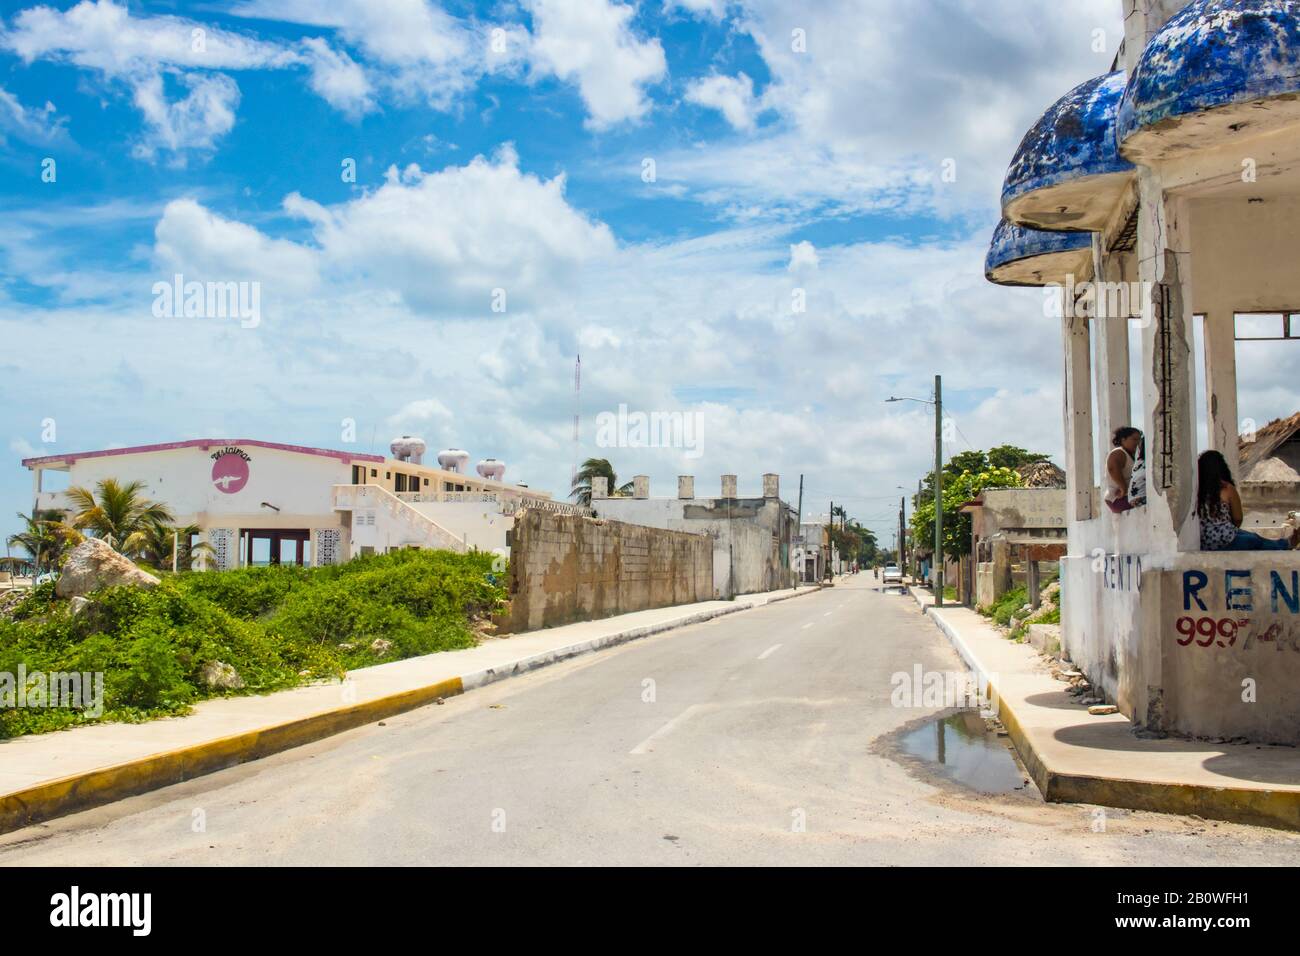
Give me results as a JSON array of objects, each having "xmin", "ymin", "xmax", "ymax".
[
  {"xmin": 23, "ymin": 437, "xmax": 579, "ymax": 568},
  {"xmin": 986, "ymin": 0, "xmax": 1300, "ymax": 743}
]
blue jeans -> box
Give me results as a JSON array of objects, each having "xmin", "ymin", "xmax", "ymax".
[{"xmin": 1226, "ymin": 530, "xmax": 1291, "ymax": 551}]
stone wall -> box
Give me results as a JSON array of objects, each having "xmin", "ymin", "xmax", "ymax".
[{"xmin": 508, "ymin": 510, "xmax": 714, "ymax": 632}]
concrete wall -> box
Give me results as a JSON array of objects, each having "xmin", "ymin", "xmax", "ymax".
[
  {"xmin": 508, "ymin": 510, "xmax": 713, "ymax": 632},
  {"xmin": 1142, "ymin": 554, "xmax": 1300, "ymax": 743},
  {"xmin": 978, "ymin": 488, "xmax": 1067, "ymax": 532},
  {"xmin": 595, "ymin": 494, "xmax": 795, "ymax": 598}
]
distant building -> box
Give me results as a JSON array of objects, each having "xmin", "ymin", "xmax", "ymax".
[
  {"xmin": 23, "ymin": 437, "xmax": 576, "ymax": 568},
  {"xmin": 960, "ymin": 487, "xmax": 1067, "ymax": 609},
  {"xmin": 593, "ymin": 473, "xmax": 798, "ymax": 598},
  {"xmin": 793, "ymin": 517, "xmax": 835, "ymax": 583},
  {"xmin": 1238, "ymin": 413, "xmax": 1300, "ymax": 532}
]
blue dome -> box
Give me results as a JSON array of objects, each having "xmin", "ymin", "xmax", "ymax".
[
  {"xmin": 1001, "ymin": 72, "xmax": 1134, "ymax": 231},
  {"xmin": 985, "ymin": 219, "xmax": 1093, "ymax": 288},
  {"xmin": 1119, "ymin": 1, "xmax": 1300, "ymax": 160}
]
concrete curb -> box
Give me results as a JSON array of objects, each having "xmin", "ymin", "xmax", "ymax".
[
  {"xmin": 0, "ymin": 586, "xmax": 822, "ymax": 835},
  {"xmin": 906, "ymin": 587, "xmax": 1300, "ymax": 831}
]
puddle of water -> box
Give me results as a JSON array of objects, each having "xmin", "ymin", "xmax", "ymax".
[{"xmin": 898, "ymin": 711, "xmax": 1030, "ymax": 794}]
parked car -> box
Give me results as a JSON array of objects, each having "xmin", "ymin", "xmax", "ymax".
[{"xmin": 882, "ymin": 565, "xmax": 903, "ymax": 586}]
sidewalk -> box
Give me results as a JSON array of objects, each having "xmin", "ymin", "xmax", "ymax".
[
  {"xmin": 909, "ymin": 587, "xmax": 1300, "ymax": 831},
  {"xmin": 0, "ymin": 585, "xmax": 819, "ymax": 835}
]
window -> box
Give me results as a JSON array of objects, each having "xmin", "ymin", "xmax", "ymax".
[{"xmin": 1234, "ymin": 312, "xmax": 1300, "ymax": 455}]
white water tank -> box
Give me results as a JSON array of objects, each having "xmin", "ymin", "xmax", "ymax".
[
  {"xmin": 437, "ymin": 448, "xmax": 470, "ymax": 474},
  {"xmin": 476, "ymin": 458, "xmax": 506, "ymax": 481},
  {"xmin": 390, "ymin": 436, "xmax": 426, "ymax": 464}
]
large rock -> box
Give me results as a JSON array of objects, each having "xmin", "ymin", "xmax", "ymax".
[
  {"xmin": 55, "ymin": 537, "xmax": 160, "ymax": 599},
  {"xmin": 199, "ymin": 660, "xmax": 244, "ymax": 690}
]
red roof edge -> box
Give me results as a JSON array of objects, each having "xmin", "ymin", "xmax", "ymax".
[{"xmin": 21, "ymin": 438, "xmax": 386, "ymax": 468}]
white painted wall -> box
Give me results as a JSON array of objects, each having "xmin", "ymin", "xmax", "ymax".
[{"xmin": 36, "ymin": 444, "xmax": 351, "ymax": 521}]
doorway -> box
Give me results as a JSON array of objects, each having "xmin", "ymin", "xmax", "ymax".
[{"xmin": 241, "ymin": 529, "xmax": 312, "ymax": 567}]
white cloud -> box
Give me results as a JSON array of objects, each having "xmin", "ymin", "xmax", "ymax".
[
  {"xmin": 231, "ymin": 0, "xmax": 485, "ymax": 109},
  {"xmin": 787, "ymin": 240, "xmax": 818, "ymax": 272},
  {"xmin": 684, "ymin": 71, "xmax": 757, "ymax": 131},
  {"xmin": 639, "ymin": 0, "xmax": 1121, "ymax": 220},
  {"xmin": 0, "ymin": 0, "xmax": 381, "ymax": 155},
  {"xmin": 151, "ymin": 149, "xmax": 614, "ymax": 316},
  {"xmin": 2, "ymin": 0, "xmax": 296, "ymax": 75},
  {"xmin": 525, "ymin": 0, "xmax": 667, "ymax": 129},
  {"xmin": 301, "ymin": 37, "xmax": 374, "ymax": 118},
  {"xmin": 153, "ymin": 197, "xmax": 319, "ymax": 290},
  {"xmin": 130, "ymin": 72, "xmax": 240, "ymax": 161},
  {"xmin": 388, "ymin": 398, "xmax": 455, "ymax": 431},
  {"xmin": 0, "ymin": 85, "xmax": 67, "ymax": 145}
]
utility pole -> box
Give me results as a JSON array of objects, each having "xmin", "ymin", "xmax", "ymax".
[
  {"xmin": 795, "ymin": 475, "xmax": 804, "ymax": 583},
  {"xmin": 934, "ymin": 373, "xmax": 945, "ymax": 608},
  {"xmin": 899, "ymin": 496, "xmax": 906, "ymax": 581}
]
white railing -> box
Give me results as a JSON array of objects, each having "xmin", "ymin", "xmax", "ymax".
[
  {"xmin": 332, "ymin": 485, "xmax": 467, "ymax": 553},
  {"xmin": 387, "ymin": 487, "xmax": 591, "ymax": 516},
  {"xmin": 499, "ymin": 497, "xmax": 593, "ymax": 517}
]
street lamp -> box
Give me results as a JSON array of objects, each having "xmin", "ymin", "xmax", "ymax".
[{"xmin": 886, "ymin": 374, "xmax": 945, "ymax": 608}]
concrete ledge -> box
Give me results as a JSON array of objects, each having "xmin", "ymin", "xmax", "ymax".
[
  {"xmin": 0, "ymin": 677, "xmax": 464, "ymax": 836},
  {"xmin": 0, "ymin": 585, "xmax": 821, "ymax": 835},
  {"xmin": 907, "ymin": 586, "xmax": 1300, "ymax": 831}
]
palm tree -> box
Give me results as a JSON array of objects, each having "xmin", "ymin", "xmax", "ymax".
[
  {"xmin": 67, "ymin": 478, "xmax": 174, "ymax": 556},
  {"xmin": 570, "ymin": 458, "xmax": 635, "ymax": 506},
  {"xmin": 6, "ymin": 511, "xmax": 82, "ymax": 577},
  {"xmin": 136, "ymin": 523, "xmax": 214, "ymax": 572}
]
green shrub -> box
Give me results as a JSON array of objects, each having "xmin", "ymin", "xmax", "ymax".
[
  {"xmin": 981, "ymin": 585, "xmax": 1028, "ymax": 627},
  {"xmin": 0, "ymin": 549, "xmax": 506, "ymax": 738}
]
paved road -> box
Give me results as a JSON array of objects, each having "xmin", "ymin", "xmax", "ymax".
[{"xmin": 2, "ymin": 577, "xmax": 1296, "ymax": 865}]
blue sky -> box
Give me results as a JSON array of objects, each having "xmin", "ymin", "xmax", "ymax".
[{"xmin": 0, "ymin": 0, "xmax": 1134, "ymax": 549}]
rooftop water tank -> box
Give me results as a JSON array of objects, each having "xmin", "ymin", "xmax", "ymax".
[
  {"xmin": 437, "ymin": 448, "xmax": 470, "ymax": 474},
  {"xmin": 390, "ymin": 436, "xmax": 427, "ymax": 464},
  {"xmin": 476, "ymin": 458, "xmax": 506, "ymax": 481}
]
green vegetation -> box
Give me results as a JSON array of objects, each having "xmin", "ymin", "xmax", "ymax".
[
  {"xmin": 829, "ymin": 515, "xmax": 880, "ymax": 568},
  {"xmin": 977, "ymin": 572, "xmax": 1062, "ymax": 643},
  {"xmin": 981, "ymin": 585, "xmax": 1028, "ymax": 628},
  {"xmin": 0, "ymin": 550, "xmax": 506, "ymax": 738},
  {"xmin": 911, "ymin": 465, "xmax": 1023, "ymax": 558}
]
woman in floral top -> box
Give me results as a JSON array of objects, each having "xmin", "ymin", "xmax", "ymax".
[{"xmin": 1197, "ymin": 450, "xmax": 1300, "ymax": 551}]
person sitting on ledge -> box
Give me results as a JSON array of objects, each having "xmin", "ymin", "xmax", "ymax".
[
  {"xmin": 1105, "ymin": 426, "xmax": 1142, "ymax": 514},
  {"xmin": 1197, "ymin": 450, "xmax": 1300, "ymax": 551}
]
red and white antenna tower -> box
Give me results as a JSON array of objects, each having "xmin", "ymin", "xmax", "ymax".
[{"xmin": 572, "ymin": 354, "xmax": 581, "ymax": 484}]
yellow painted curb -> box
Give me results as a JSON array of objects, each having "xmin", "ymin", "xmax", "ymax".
[
  {"xmin": 0, "ymin": 676, "xmax": 464, "ymax": 836},
  {"xmin": 913, "ymin": 592, "xmax": 1300, "ymax": 832},
  {"xmin": 985, "ymin": 651, "xmax": 1300, "ymax": 831}
]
